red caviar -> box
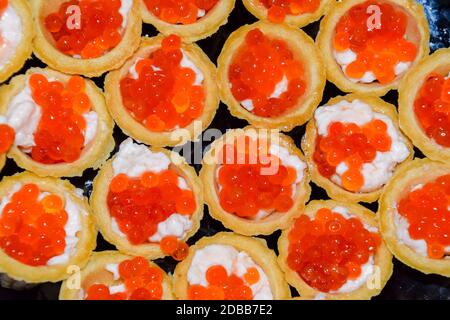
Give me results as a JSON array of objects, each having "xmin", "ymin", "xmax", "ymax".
[
  {"xmin": 44, "ymin": 0, "xmax": 125, "ymax": 58},
  {"xmin": 0, "ymin": 184, "xmax": 68, "ymax": 266},
  {"xmin": 217, "ymin": 137, "xmax": 297, "ymax": 218},
  {"xmin": 414, "ymin": 73, "xmax": 450, "ymax": 147},
  {"xmin": 0, "ymin": 124, "xmax": 15, "ymax": 154},
  {"xmin": 160, "ymin": 235, "xmax": 189, "ymax": 261},
  {"xmin": 120, "ymin": 35, "xmax": 205, "ymax": 132},
  {"xmin": 397, "ymin": 174, "xmax": 450, "ymax": 259},
  {"xmin": 333, "ymin": 1, "xmax": 417, "ymax": 84},
  {"xmin": 287, "ymin": 209, "xmax": 381, "ymax": 292},
  {"xmin": 228, "ymin": 28, "xmax": 306, "ymax": 117},
  {"xmin": 313, "ymin": 119, "xmax": 392, "ymax": 192},
  {"xmin": 85, "ymin": 256, "xmax": 164, "ymax": 300},
  {"xmin": 260, "ymin": 0, "xmax": 321, "ymax": 23},
  {"xmin": 107, "ymin": 169, "xmax": 196, "ymax": 245},
  {"xmin": 28, "ymin": 74, "xmax": 90, "ymax": 164},
  {"xmin": 143, "ymin": 0, "xmax": 219, "ymax": 25},
  {"xmin": 0, "ymin": 0, "xmax": 7, "ymax": 13},
  {"xmin": 188, "ymin": 264, "xmax": 258, "ymax": 300}
]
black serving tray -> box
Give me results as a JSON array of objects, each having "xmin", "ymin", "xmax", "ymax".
[{"xmin": 0, "ymin": 0, "xmax": 449, "ymax": 300}]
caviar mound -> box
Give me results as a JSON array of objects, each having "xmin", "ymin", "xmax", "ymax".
[
  {"xmin": 378, "ymin": 159, "xmax": 450, "ymax": 277},
  {"xmin": 0, "ymin": 0, "xmax": 33, "ymax": 84},
  {"xmin": 201, "ymin": 127, "xmax": 311, "ymax": 236},
  {"xmin": 316, "ymin": 0, "xmax": 429, "ymax": 96},
  {"xmin": 217, "ymin": 21, "xmax": 325, "ymax": 131},
  {"xmin": 90, "ymin": 145, "xmax": 203, "ymax": 259},
  {"xmin": 278, "ymin": 200, "xmax": 393, "ymax": 299},
  {"xmin": 0, "ymin": 68, "xmax": 115, "ymax": 177},
  {"xmin": 32, "ymin": 0, "xmax": 141, "ymax": 77},
  {"xmin": 172, "ymin": 232, "xmax": 291, "ymax": 300},
  {"xmin": 302, "ymin": 94, "xmax": 413, "ymax": 203},
  {"xmin": 0, "ymin": 172, "xmax": 96, "ymax": 285},
  {"xmin": 399, "ymin": 48, "xmax": 450, "ymax": 163},
  {"xmin": 242, "ymin": 0, "xmax": 332, "ymax": 27},
  {"xmin": 140, "ymin": 0, "xmax": 235, "ymax": 43},
  {"xmin": 105, "ymin": 35, "xmax": 219, "ymax": 147},
  {"xmin": 59, "ymin": 251, "xmax": 174, "ymax": 300}
]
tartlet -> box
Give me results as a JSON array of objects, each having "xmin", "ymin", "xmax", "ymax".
[
  {"xmin": 172, "ymin": 232, "xmax": 291, "ymax": 300},
  {"xmin": 217, "ymin": 21, "xmax": 326, "ymax": 131},
  {"xmin": 316, "ymin": 0, "xmax": 429, "ymax": 96},
  {"xmin": 378, "ymin": 158, "xmax": 450, "ymax": 277},
  {"xmin": 399, "ymin": 48, "xmax": 450, "ymax": 163},
  {"xmin": 0, "ymin": 67, "xmax": 115, "ymax": 177},
  {"xmin": 302, "ymin": 94, "xmax": 413, "ymax": 203},
  {"xmin": 104, "ymin": 35, "xmax": 219, "ymax": 147},
  {"xmin": 31, "ymin": 0, "xmax": 142, "ymax": 77},
  {"xmin": 0, "ymin": 172, "xmax": 97, "ymax": 286},
  {"xmin": 140, "ymin": 0, "xmax": 235, "ymax": 43},
  {"xmin": 200, "ymin": 127, "xmax": 311, "ymax": 236},
  {"xmin": 59, "ymin": 251, "xmax": 174, "ymax": 300}
]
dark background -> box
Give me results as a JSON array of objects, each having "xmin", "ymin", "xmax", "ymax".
[{"xmin": 0, "ymin": 0, "xmax": 449, "ymax": 300}]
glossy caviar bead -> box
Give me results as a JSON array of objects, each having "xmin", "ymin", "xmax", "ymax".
[
  {"xmin": 120, "ymin": 35, "xmax": 205, "ymax": 131},
  {"xmin": 243, "ymin": 267, "xmax": 260, "ymax": 285},
  {"xmin": 414, "ymin": 73, "xmax": 450, "ymax": 147},
  {"xmin": 160, "ymin": 235, "xmax": 179, "ymax": 255},
  {"xmin": 44, "ymin": 0, "xmax": 125, "ymax": 58},
  {"xmin": 107, "ymin": 170, "xmax": 196, "ymax": 245},
  {"xmin": 0, "ymin": 0, "xmax": 8, "ymax": 13},
  {"xmin": 287, "ymin": 210, "xmax": 380, "ymax": 292},
  {"xmin": 143, "ymin": 0, "xmax": 219, "ymax": 25},
  {"xmin": 397, "ymin": 174, "xmax": 450, "ymax": 259},
  {"xmin": 28, "ymin": 74, "xmax": 90, "ymax": 164},
  {"xmin": 229, "ymin": 28, "xmax": 306, "ymax": 118},
  {"xmin": 217, "ymin": 138, "xmax": 297, "ymax": 218},
  {"xmin": 313, "ymin": 119, "xmax": 392, "ymax": 192},
  {"xmin": 0, "ymin": 184, "xmax": 68, "ymax": 266},
  {"xmin": 172, "ymin": 241, "xmax": 189, "ymax": 261},
  {"xmin": 0, "ymin": 124, "xmax": 15, "ymax": 154},
  {"xmin": 333, "ymin": 1, "xmax": 417, "ymax": 84},
  {"xmin": 261, "ymin": 0, "xmax": 320, "ymax": 23}
]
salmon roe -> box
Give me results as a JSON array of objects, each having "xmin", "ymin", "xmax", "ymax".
[
  {"xmin": 160, "ymin": 235, "xmax": 189, "ymax": 261},
  {"xmin": 0, "ymin": 0, "xmax": 7, "ymax": 13},
  {"xmin": 0, "ymin": 184, "xmax": 68, "ymax": 266},
  {"xmin": 287, "ymin": 209, "xmax": 381, "ymax": 292},
  {"xmin": 217, "ymin": 137, "xmax": 297, "ymax": 218},
  {"xmin": 27, "ymin": 74, "xmax": 90, "ymax": 164},
  {"xmin": 44, "ymin": 0, "xmax": 125, "ymax": 59},
  {"xmin": 313, "ymin": 120, "xmax": 392, "ymax": 192},
  {"xmin": 229, "ymin": 28, "xmax": 306, "ymax": 118},
  {"xmin": 188, "ymin": 264, "xmax": 258, "ymax": 300},
  {"xmin": 120, "ymin": 35, "xmax": 205, "ymax": 132},
  {"xmin": 397, "ymin": 174, "xmax": 450, "ymax": 259},
  {"xmin": 85, "ymin": 257, "xmax": 164, "ymax": 300},
  {"xmin": 107, "ymin": 170, "xmax": 196, "ymax": 245},
  {"xmin": 414, "ymin": 73, "xmax": 450, "ymax": 147},
  {"xmin": 261, "ymin": 0, "xmax": 321, "ymax": 23},
  {"xmin": 143, "ymin": 0, "xmax": 219, "ymax": 24},
  {"xmin": 0, "ymin": 124, "xmax": 15, "ymax": 154},
  {"xmin": 333, "ymin": 1, "xmax": 417, "ymax": 84}
]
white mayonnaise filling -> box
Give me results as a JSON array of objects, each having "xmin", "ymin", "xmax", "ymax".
[
  {"xmin": 119, "ymin": 0, "xmax": 133, "ymax": 29},
  {"xmin": 105, "ymin": 263, "xmax": 120, "ymax": 280},
  {"xmin": 187, "ymin": 244, "xmax": 273, "ymax": 300},
  {"xmin": 197, "ymin": 9, "xmax": 206, "ymax": 18},
  {"xmin": 314, "ymin": 99, "xmax": 410, "ymax": 192},
  {"xmin": 0, "ymin": 5, "xmax": 22, "ymax": 70},
  {"xmin": 1, "ymin": 76, "xmax": 98, "ymax": 151},
  {"xmin": 111, "ymin": 138, "xmax": 194, "ymax": 242},
  {"xmin": 239, "ymin": 75, "xmax": 289, "ymax": 112},
  {"xmin": 333, "ymin": 49, "xmax": 411, "ymax": 83}
]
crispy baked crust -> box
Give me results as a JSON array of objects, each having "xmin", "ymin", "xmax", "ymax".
[
  {"xmin": 0, "ymin": 0, "xmax": 33, "ymax": 84},
  {"xmin": 242, "ymin": 0, "xmax": 333, "ymax": 27},
  {"xmin": 301, "ymin": 93, "xmax": 414, "ymax": 203},
  {"xmin": 0, "ymin": 172, "xmax": 97, "ymax": 283},
  {"xmin": 217, "ymin": 21, "xmax": 326, "ymax": 131},
  {"xmin": 0, "ymin": 67, "xmax": 115, "ymax": 177},
  {"xmin": 0, "ymin": 154, "xmax": 5, "ymax": 172},
  {"xmin": 316, "ymin": 0, "xmax": 430, "ymax": 96},
  {"xmin": 172, "ymin": 232, "xmax": 291, "ymax": 300},
  {"xmin": 398, "ymin": 48, "xmax": 450, "ymax": 163},
  {"xmin": 31, "ymin": 0, "xmax": 142, "ymax": 77},
  {"xmin": 59, "ymin": 250, "xmax": 174, "ymax": 300},
  {"xmin": 200, "ymin": 127, "xmax": 311, "ymax": 236},
  {"xmin": 104, "ymin": 36, "xmax": 219, "ymax": 147},
  {"xmin": 278, "ymin": 199, "xmax": 393, "ymax": 300},
  {"xmin": 90, "ymin": 147, "xmax": 203, "ymax": 259},
  {"xmin": 140, "ymin": 0, "xmax": 235, "ymax": 43},
  {"xmin": 378, "ymin": 158, "xmax": 450, "ymax": 276}
]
